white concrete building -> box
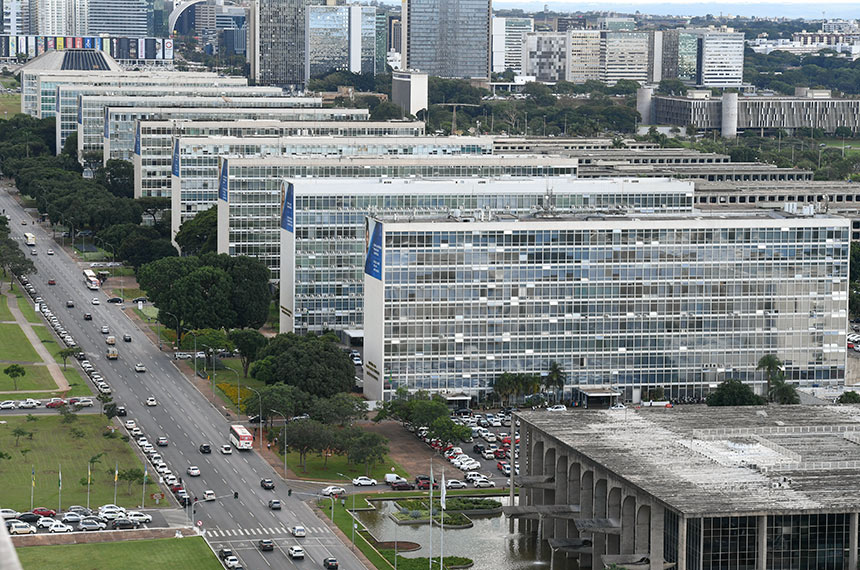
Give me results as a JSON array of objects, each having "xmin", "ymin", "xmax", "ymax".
[
  {"xmin": 491, "ymin": 16, "xmax": 533, "ymax": 74},
  {"xmin": 391, "ymin": 69, "xmax": 428, "ymax": 117}
]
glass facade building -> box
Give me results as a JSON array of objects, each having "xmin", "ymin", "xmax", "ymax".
[
  {"xmin": 280, "ymin": 177, "xmax": 692, "ymax": 335},
  {"xmin": 363, "ymin": 215, "xmax": 849, "ymax": 401},
  {"xmin": 305, "ymin": 5, "xmax": 377, "ymax": 78}
]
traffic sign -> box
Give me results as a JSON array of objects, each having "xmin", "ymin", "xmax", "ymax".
[{"xmin": 197, "ymin": 520, "xmax": 203, "ymax": 527}]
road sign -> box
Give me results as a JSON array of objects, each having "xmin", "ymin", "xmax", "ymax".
[
  {"xmin": 197, "ymin": 520, "xmax": 203, "ymax": 527},
  {"xmin": 151, "ymin": 492, "xmax": 164, "ymax": 500}
]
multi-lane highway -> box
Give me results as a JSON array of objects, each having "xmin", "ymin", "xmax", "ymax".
[{"xmin": 1, "ymin": 186, "xmax": 368, "ymax": 570}]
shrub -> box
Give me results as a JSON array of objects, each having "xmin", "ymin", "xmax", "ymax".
[{"xmin": 216, "ymin": 382, "xmax": 254, "ymax": 411}]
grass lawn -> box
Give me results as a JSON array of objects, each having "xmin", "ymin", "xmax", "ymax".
[
  {"xmin": 317, "ymin": 495, "xmax": 391, "ymax": 570},
  {"xmin": 209, "ymin": 360, "xmax": 263, "ymax": 413},
  {"xmin": 0, "ymin": 93, "xmax": 20, "ymax": 117},
  {"xmin": 0, "ymin": 295, "xmax": 12, "ymax": 321},
  {"xmin": 16, "ymin": 536, "xmax": 222, "ymax": 570},
  {"xmin": 0, "ymin": 323, "xmax": 40, "ymax": 362},
  {"xmin": 280, "ymin": 447, "xmax": 409, "ymax": 482},
  {"xmin": 0, "ymin": 364, "xmax": 56, "ymax": 391},
  {"xmin": 13, "ymin": 294, "xmax": 41, "ymax": 324},
  {"xmin": 62, "ymin": 368, "xmax": 93, "ymax": 396},
  {"xmin": 0, "ymin": 415, "xmax": 165, "ymax": 511}
]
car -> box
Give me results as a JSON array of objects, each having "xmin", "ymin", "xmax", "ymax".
[
  {"xmin": 16, "ymin": 512, "xmax": 39, "ymax": 523},
  {"xmin": 145, "ymin": 397, "xmax": 157, "ymax": 406},
  {"xmin": 0, "ymin": 509, "xmax": 19, "ymax": 520},
  {"xmin": 66, "ymin": 300, "xmax": 74, "ymax": 308},
  {"xmin": 258, "ymin": 538, "xmax": 274, "ymax": 552},
  {"xmin": 0, "ymin": 400, "xmax": 17, "ymax": 410},
  {"xmin": 68, "ymin": 506, "xmax": 91, "ymax": 515},
  {"xmin": 288, "ymin": 546, "xmax": 305, "ymax": 559},
  {"xmin": 36, "ymin": 516, "xmax": 56, "ymax": 529},
  {"xmin": 32, "ymin": 507, "xmax": 56, "ymax": 517},
  {"xmin": 218, "ymin": 548, "xmax": 234, "ymax": 561},
  {"xmin": 74, "ymin": 398, "xmax": 93, "ymax": 407},
  {"xmin": 100, "ymin": 509, "xmax": 123, "ymax": 521},
  {"xmin": 474, "ymin": 478, "xmax": 496, "ymax": 488},
  {"xmin": 223, "ymin": 556, "xmax": 241, "ymax": 568},
  {"xmin": 132, "ymin": 297, "xmax": 148, "ymax": 304},
  {"xmin": 391, "ymin": 481, "xmax": 415, "ymax": 491},
  {"xmin": 106, "ymin": 297, "xmax": 123, "ymax": 304},
  {"xmin": 45, "ymin": 398, "xmax": 66, "ymax": 408},
  {"xmin": 497, "ymin": 460, "xmax": 510, "ymax": 471},
  {"xmin": 290, "ymin": 525, "xmax": 307, "ymax": 537},
  {"xmin": 81, "ymin": 515, "xmax": 108, "ymax": 525},
  {"xmin": 101, "ymin": 325, "xmax": 109, "ymax": 334},
  {"xmin": 416, "ymin": 479, "xmax": 439, "ymax": 490},
  {"xmin": 135, "ymin": 363, "xmax": 146, "ymax": 373},
  {"xmin": 91, "ymin": 298, "xmax": 100, "ymax": 305},
  {"xmin": 30, "ymin": 249, "xmax": 37, "ymax": 255},
  {"xmin": 8, "ymin": 521, "xmax": 36, "ymax": 535},
  {"xmin": 260, "ymin": 478, "xmax": 275, "ymax": 489},
  {"xmin": 352, "ymin": 476, "xmax": 377, "ymax": 486},
  {"xmin": 323, "ymin": 558, "xmax": 339, "ymax": 569},
  {"xmin": 111, "ymin": 518, "xmax": 139, "ymax": 530},
  {"xmin": 352, "ymin": 356, "xmax": 363, "ymax": 366},
  {"xmin": 125, "ymin": 511, "xmax": 152, "ymax": 524},
  {"xmin": 137, "ymin": 437, "xmax": 150, "ymax": 447},
  {"xmin": 83, "ymin": 313, "xmax": 92, "ymax": 320},
  {"xmin": 610, "ymin": 403, "xmax": 627, "ymax": 410},
  {"xmin": 220, "ymin": 444, "xmax": 232, "ymax": 455},
  {"xmin": 20, "ymin": 219, "xmax": 26, "ymax": 225},
  {"xmin": 199, "ymin": 443, "xmax": 212, "ymax": 454},
  {"xmin": 187, "ymin": 466, "xmax": 201, "ymax": 477},
  {"xmin": 446, "ymin": 479, "xmax": 468, "ymax": 489},
  {"xmin": 547, "ymin": 404, "xmax": 567, "ymax": 412},
  {"xmin": 174, "ymin": 352, "xmax": 192, "ymax": 360},
  {"xmin": 18, "ymin": 399, "xmax": 39, "ymax": 409},
  {"xmin": 268, "ymin": 499, "xmax": 281, "ymax": 510},
  {"xmin": 116, "ymin": 406, "xmax": 127, "ymax": 417},
  {"xmin": 123, "ymin": 334, "xmax": 132, "ymax": 342},
  {"xmin": 78, "ymin": 519, "xmax": 106, "ymax": 531},
  {"xmin": 47, "ymin": 279, "xmax": 56, "ymax": 285},
  {"xmin": 481, "ymin": 449, "xmax": 496, "ymax": 460},
  {"xmin": 46, "ymin": 248, "xmax": 54, "ymax": 255},
  {"xmin": 157, "ymin": 437, "xmax": 168, "ymax": 447},
  {"xmin": 203, "ymin": 490, "xmax": 216, "ymax": 501},
  {"xmin": 61, "ymin": 512, "xmax": 82, "ymax": 524},
  {"xmin": 124, "ymin": 420, "xmax": 136, "ymax": 430},
  {"xmin": 142, "ymin": 444, "xmax": 154, "ymax": 454},
  {"xmin": 48, "ymin": 521, "xmax": 73, "ymax": 533},
  {"xmin": 321, "ymin": 486, "xmax": 346, "ymax": 497}
]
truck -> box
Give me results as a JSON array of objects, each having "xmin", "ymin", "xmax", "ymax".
[{"xmin": 106, "ymin": 347, "xmax": 118, "ymax": 360}]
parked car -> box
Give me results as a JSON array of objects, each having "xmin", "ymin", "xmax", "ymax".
[
  {"xmin": 125, "ymin": 511, "xmax": 152, "ymax": 524},
  {"xmin": 48, "ymin": 522, "xmax": 73, "ymax": 533},
  {"xmin": 111, "ymin": 518, "xmax": 139, "ymax": 530},
  {"xmin": 218, "ymin": 548, "xmax": 234, "ymax": 561},
  {"xmin": 391, "ymin": 481, "xmax": 415, "ymax": 491},
  {"xmin": 61, "ymin": 512, "xmax": 82, "ymax": 524},
  {"xmin": 78, "ymin": 519, "xmax": 106, "ymax": 531},
  {"xmin": 547, "ymin": 404, "xmax": 567, "ymax": 412},
  {"xmin": 32, "ymin": 507, "xmax": 56, "ymax": 517},
  {"xmin": 474, "ymin": 478, "xmax": 496, "ymax": 488},
  {"xmin": 0, "ymin": 509, "xmax": 19, "ymax": 520},
  {"xmin": 8, "ymin": 521, "xmax": 36, "ymax": 535},
  {"xmin": 352, "ymin": 476, "xmax": 377, "ymax": 486},
  {"xmin": 446, "ymin": 479, "xmax": 468, "ymax": 489}
]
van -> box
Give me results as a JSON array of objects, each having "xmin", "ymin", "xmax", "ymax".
[
  {"xmin": 105, "ymin": 336, "xmax": 116, "ymax": 345},
  {"xmin": 106, "ymin": 347, "xmax": 118, "ymax": 360},
  {"xmin": 385, "ymin": 473, "xmax": 407, "ymax": 485}
]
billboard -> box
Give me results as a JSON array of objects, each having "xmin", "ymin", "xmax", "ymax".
[
  {"xmin": 172, "ymin": 139, "xmax": 180, "ymax": 176},
  {"xmin": 218, "ymin": 159, "xmax": 229, "ymax": 203},
  {"xmin": 364, "ymin": 217, "xmax": 383, "ymax": 281},
  {"xmin": 281, "ymin": 182, "xmax": 294, "ymax": 233},
  {"xmin": 0, "ymin": 35, "xmax": 173, "ymax": 62}
]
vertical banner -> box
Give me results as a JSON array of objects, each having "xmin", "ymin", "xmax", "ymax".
[
  {"xmin": 364, "ymin": 217, "xmax": 384, "ymax": 280},
  {"xmin": 172, "ymin": 138, "xmax": 180, "ymax": 176},
  {"xmin": 218, "ymin": 158, "xmax": 229, "ymax": 203},
  {"xmin": 47, "ymin": 37, "xmax": 55, "ymax": 50},
  {"xmin": 83, "ymin": 37, "xmax": 93, "ymax": 49},
  {"xmin": 55, "ymin": 37, "xmax": 63, "ymax": 50},
  {"xmin": 134, "ymin": 121, "xmax": 142, "ymax": 156},
  {"xmin": 281, "ymin": 182, "xmax": 294, "ymax": 233}
]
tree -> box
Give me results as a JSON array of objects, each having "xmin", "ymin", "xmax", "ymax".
[
  {"xmin": 94, "ymin": 159, "xmax": 133, "ymax": 198},
  {"xmin": 229, "ymin": 329, "xmax": 268, "ymax": 377},
  {"xmin": 179, "ymin": 328, "xmax": 232, "ymax": 365},
  {"xmin": 3, "ymin": 364, "xmax": 25, "ymax": 391},
  {"xmin": 427, "ymin": 416, "xmax": 470, "ymax": 446},
  {"xmin": 284, "ymin": 419, "xmax": 328, "ymax": 472},
  {"xmin": 136, "ymin": 196, "xmax": 171, "ymax": 226},
  {"xmin": 171, "ymin": 266, "xmax": 236, "ymax": 330},
  {"xmin": 522, "ymin": 82, "xmax": 555, "ymax": 107},
  {"xmin": 347, "ymin": 430, "xmax": 389, "ymax": 476},
  {"xmin": 175, "ymin": 205, "xmax": 218, "ymax": 256},
  {"xmin": 769, "ymin": 378, "xmax": 800, "ymax": 405},
  {"xmin": 104, "ymin": 403, "xmax": 118, "ymax": 419},
  {"xmin": 118, "ymin": 235, "xmax": 178, "ymax": 269},
  {"xmin": 370, "ymin": 101, "xmax": 404, "ymax": 121},
  {"xmin": 410, "ymin": 397, "xmax": 450, "ymax": 429},
  {"xmin": 200, "ymin": 253, "xmax": 271, "ymax": 330},
  {"xmin": 544, "ymin": 361, "xmax": 566, "ymax": 402},
  {"xmin": 757, "ymin": 355, "xmax": 784, "ymax": 402},
  {"xmin": 492, "ymin": 373, "xmax": 518, "ymax": 407},
  {"xmin": 243, "ymin": 383, "xmax": 313, "ymax": 426},
  {"xmin": 118, "ymin": 468, "xmax": 147, "ymax": 494},
  {"xmin": 657, "ymin": 79, "xmax": 688, "ymax": 96},
  {"xmin": 838, "ymin": 391, "xmax": 860, "ymax": 404},
  {"xmin": 311, "ymin": 392, "xmax": 369, "ymax": 426},
  {"xmin": 58, "ymin": 347, "xmax": 81, "ymax": 370},
  {"xmin": 58, "ymin": 403, "xmax": 78, "ymax": 423},
  {"xmin": 0, "ymin": 449, "xmax": 10, "ymax": 470},
  {"xmin": 97, "ymin": 392, "xmax": 113, "ymax": 414},
  {"xmin": 706, "ymin": 379, "xmax": 766, "ymax": 406},
  {"xmin": 11, "ymin": 426, "xmax": 29, "ymax": 446}
]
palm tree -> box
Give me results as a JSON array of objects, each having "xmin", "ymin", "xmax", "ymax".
[
  {"xmin": 757, "ymin": 355, "xmax": 784, "ymax": 402},
  {"xmin": 545, "ymin": 361, "xmax": 567, "ymax": 403},
  {"xmin": 769, "ymin": 377, "xmax": 800, "ymax": 405}
]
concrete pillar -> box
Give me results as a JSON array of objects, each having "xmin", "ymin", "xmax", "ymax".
[
  {"xmin": 756, "ymin": 515, "xmax": 767, "ymax": 570},
  {"xmin": 635, "ymin": 505, "xmax": 651, "ymax": 553},
  {"xmin": 649, "ymin": 503, "xmax": 664, "ymax": 570},
  {"xmin": 554, "ymin": 455, "xmax": 568, "ymax": 540},
  {"xmin": 580, "ymin": 470, "xmax": 594, "ymax": 570},
  {"xmin": 592, "ymin": 478, "xmax": 608, "ymax": 570},
  {"xmin": 721, "ymin": 92, "xmax": 738, "ymax": 138},
  {"xmin": 542, "ymin": 447, "xmax": 556, "ymax": 539},
  {"xmin": 567, "ymin": 462, "xmax": 581, "ymax": 541},
  {"xmin": 621, "ymin": 495, "xmax": 636, "ymax": 554},
  {"xmin": 850, "ymin": 512, "xmax": 858, "ymax": 570},
  {"xmin": 636, "ymin": 87, "xmax": 654, "ymax": 126},
  {"xmin": 677, "ymin": 516, "xmax": 687, "ymax": 570}
]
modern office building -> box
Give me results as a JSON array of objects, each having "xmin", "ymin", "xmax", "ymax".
[
  {"xmin": 643, "ymin": 88, "xmax": 860, "ymax": 136},
  {"xmin": 516, "ymin": 405, "xmax": 860, "ymax": 570},
  {"xmin": 217, "ymin": 155, "xmax": 579, "ymax": 283},
  {"xmin": 662, "ymin": 28, "xmax": 744, "ymax": 87},
  {"xmin": 521, "ymin": 32, "xmax": 569, "ymax": 83},
  {"xmin": 251, "ymin": 0, "xmax": 318, "ymax": 88},
  {"xmin": 305, "ymin": 4, "xmax": 376, "ymax": 79},
  {"xmin": 172, "ymin": 134, "xmax": 484, "ymax": 240},
  {"xmin": 362, "ymin": 212, "xmax": 848, "ymax": 401},
  {"xmin": 86, "ymin": 0, "xmax": 148, "ymax": 37},
  {"xmin": 491, "ymin": 16, "xmax": 533, "ymax": 74},
  {"xmin": 281, "ymin": 177, "xmax": 692, "ymax": 337},
  {"xmin": 567, "ymin": 30, "xmax": 601, "ymax": 83},
  {"xmin": 3, "ymin": 0, "xmax": 28, "ymax": 35},
  {"xmin": 76, "ymin": 93, "xmax": 323, "ymax": 160},
  {"xmin": 596, "ymin": 16, "xmax": 635, "ymax": 31},
  {"xmin": 391, "ymin": 69, "xmax": 428, "ymax": 117},
  {"xmin": 132, "ymin": 114, "xmax": 410, "ymax": 199},
  {"xmin": 401, "ymin": 0, "xmax": 491, "ymax": 79},
  {"xmin": 599, "ymin": 31, "xmax": 650, "ymax": 85}
]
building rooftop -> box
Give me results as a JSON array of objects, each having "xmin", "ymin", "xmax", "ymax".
[
  {"xmin": 18, "ymin": 49, "xmax": 123, "ymax": 73},
  {"xmin": 518, "ymin": 405, "xmax": 860, "ymax": 516}
]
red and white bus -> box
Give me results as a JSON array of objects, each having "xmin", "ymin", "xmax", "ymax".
[
  {"xmin": 229, "ymin": 424, "xmax": 253, "ymax": 450},
  {"xmin": 82, "ymin": 269, "xmax": 100, "ymax": 290}
]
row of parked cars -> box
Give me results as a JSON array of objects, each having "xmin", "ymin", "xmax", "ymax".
[{"xmin": 1, "ymin": 504, "xmax": 152, "ymax": 535}]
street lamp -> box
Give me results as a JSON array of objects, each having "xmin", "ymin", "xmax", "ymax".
[
  {"xmin": 269, "ymin": 409, "xmax": 288, "ymax": 479},
  {"xmin": 337, "ymin": 472, "xmax": 356, "ymax": 551},
  {"xmin": 245, "ymin": 386, "xmax": 263, "ymax": 452},
  {"xmin": 162, "ymin": 311, "xmax": 181, "ymax": 351}
]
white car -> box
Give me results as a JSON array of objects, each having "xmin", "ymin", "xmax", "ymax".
[
  {"xmin": 464, "ymin": 472, "xmax": 484, "ymax": 482},
  {"xmin": 18, "ymin": 399, "xmax": 39, "ymax": 409},
  {"xmin": 48, "ymin": 522, "xmax": 73, "ymax": 533},
  {"xmin": 137, "ymin": 437, "xmax": 149, "ymax": 447},
  {"xmin": 288, "ymin": 546, "xmax": 305, "ymax": 559},
  {"xmin": 46, "ymin": 249, "xmax": 54, "ymax": 255},
  {"xmin": 446, "ymin": 479, "xmax": 468, "ymax": 489},
  {"xmin": 145, "ymin": 397, "xmax": 157, "ymax": 406},
  {"xmin": 75, "ymin": 398, "xmax": 94, "ymax": 407},
  {"xmin": 547, "ymin": 404, "xmax": 567, "ymax": 412},
  {"xmin": 0, "ymin": 400, "xmax": 17, "ymax": 409},
  {"xmin": 8, "ymin": 522, "xmax": 36, "ymax": 535},
  {"xmin": 164, "ymin": 474, "xmax": 178, "ymax": 486},
  {"xmin": 142, "ymin": 444, "xmax": 154, "ymax": 454},
  {"xmin": 91, "ymin": 298, "xmax": 100, "ymax": 305},
  {"xmin": 36, "ymin": 516, "xmax": 56, "ymax": 529},
  {"xmin": 156, "ymin": 464, "xmax": 170, "ymax": 474},
  {"xmin": 220, "ymin": 444, "xmax": 232, "ymax": 455},
  {"xmin": 130, "ymin": 427, "xmax": 142, "ymax": 437},
  {"xmin": 459, "ymin": 461, "xmax": 481, "ymax": 471},
  {"xmin": 186, "ymin": 466, "xmax": 201, "ymax": 477},
  {"xmin": 101, "ymin": 325, "xmax": 109, "ymax": 334},
  {"xmin": 610, "ymin": 403, "xmax": 627, "ymax": 410},
  {"xmin": 134, "ymin": 363, "xmax": 146, "ymax": 373},
  {"xmin": 290, "ymin": 525, "xmax": 307, "ymax": 537},
  {"xmin": 474, "ymin": 478, "xmax": 496, "ymax": 488},
  {"xmin": 352, "ymin": 476, "xmax": 377, "ymax": 486},
  {"xmin": 203, "ymin": 490, "xmax": 216, "ymax": 501},
  {"xmin": 321, "ymin": 485, "xmax": 346, "ymax": 496},
  {"xmin": 125, "ymin": 511, "xmax": 152, "ymax": 524},
  {"xmin": 224, "ymin": 556, "xmax": 241, "ymax": 568}
]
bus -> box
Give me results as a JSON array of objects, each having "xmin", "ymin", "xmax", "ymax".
[
  {"xmin": 229, "ymin": 425, "xmax": 253, "ymax": 450},
  {"xmin": 82, "ymin": 269, "xmax": 100, "ymax": 290},
  {"xmin": 23, "ymin": 232, "xmax": 35, "ymax": 246}
]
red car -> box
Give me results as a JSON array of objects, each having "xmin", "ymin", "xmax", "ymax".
[
  {"xmin": 32, "ymin": 507, "xmax": 56, "ymax": 517},
  {"xmin": 497, "ymin": 460, "xmax": 510, "ymax": 472},
  {"xmin": 416, "ymin": 479, "xmax": 439, "ymax": 490},
  {"xmin": 47, "ymin": 279, "xmax": 56, "ymax": 285},
  {"xmin": 391, "ymin": 481, "xmax": 415, "ymax": 491},
  {"xmin": 170, "ymin": 483, "xmax": 184, "ymax": 493},
  {"xmin": 493, "ymin": 448, "xmax": 508, "ymax": 459},
  {"xmin": 45, "ymin": 399, "xmax": 67, "ymax": 408}
]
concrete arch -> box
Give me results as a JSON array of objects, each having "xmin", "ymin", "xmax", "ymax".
[
  {"xmin": 621, "ymin": 495, "xmax": 636, "ymax": 554},
  {"xmin": 554, "ymin": 454, "xmax": 568, "ymax": 539},
  {"xmin": 607, "ymin": 487, "xmax": 622, "ymax": 554},
  {"xmin": 594, "ymin": 478, "xmax": 607, "ymax": 518},
  {"xmin": 580, "ymin": 470, "xmax": 595, "ymax": 570},
  {"xmin": 168, "ymin": 0, "xmax": 208, "ymax": 34},
  {"xmin": 567, "ymin": 462, "xmax": 581, "ymax": 539},
  {"xmin": 635, "ymin": 504, "xmax": 651, "ymax": 553}
]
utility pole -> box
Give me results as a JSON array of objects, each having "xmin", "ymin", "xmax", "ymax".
[{"xmin": 435, "ymin": 103, "xmax": 479, "ymax": 135}]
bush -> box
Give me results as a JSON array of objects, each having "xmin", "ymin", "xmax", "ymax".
[{"xmin": 216, "ymin": 382, "xmax": 254, "ymax": 411}]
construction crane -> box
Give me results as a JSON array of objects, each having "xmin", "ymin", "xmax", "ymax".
[{"xmin": 435, "ymin": 103, "xmax": 480, "ymax": 135}]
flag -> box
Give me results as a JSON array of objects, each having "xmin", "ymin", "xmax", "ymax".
[
  {"xmin": 440, "ymin": 473, "xmax": 446, "ymax": 510},
  {"xmin": 58, "ymin": 465, "xmax": 62, "ymax": 490},
  {"xmin": 114, "ymin": 464, "xmax": 118, "ymax": 483},
  {"xmin": 143, "ymin": 465, "xmax": 147, "ymax": 480},
  {"xmin": 87, "ymin": 463, "xmax": 91, "ymax": 485},
  {"xmin": 31, "ymin": 467, "xmax": 35, "ymax": 489}
]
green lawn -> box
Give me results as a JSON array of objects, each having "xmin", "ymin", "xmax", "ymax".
[
  {"xmin": 0, "ymin": 93, "xmax": 20, "ymax": 118},
  {"xmin": 0, "ymin": 323, "xmax": 40, "ymax": 362},
  {"xmin": 0, "ymin": 364, "xmax": 56, "ymax": 391},
  {"xmin": 317, "ymin": 495, "xmax": 391, "ymax": 570},
  {"xmin": 208, "ymin": 360, "xmax": 264, "ymax": 413},
  {"xmin": 280, "ymin": 446, "xmax": 409, "ymax": 482},
  {"xmin": 0, "ymin": 415, "xmax": 165, "ymax": 511},
  {"xmin": 14, "ymin": 294, "xmax": 41, "ymax": 324},
  {"xmin": 16, "ymin": 536, "xmax": 222, "ymax": 570},
  {"xmin": 0, "ymin": 295, "xmax": 12, "ymax": 321}
]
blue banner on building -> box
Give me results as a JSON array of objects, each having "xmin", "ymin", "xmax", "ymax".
[
  {"xmin": 134, "ymin": 122, "xmax": 141, "ymax": 156},
  {"xmin": 281, "ymin": 182, "xmax": 294, "ymax": 233},
  {"xmin": 218, "ymin": 159, "xmax": 229, "ymax": 202},
  {"xmin": 171, "ymin": 139, "xmax": 179, "ymax": 175},
  {"xmin": 364, "ymin": 218, "xmax": 383, "ymax": 281}
]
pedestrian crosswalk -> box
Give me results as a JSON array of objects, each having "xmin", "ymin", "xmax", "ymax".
[{"xmin": 206, "ymin": 526, "xmax": 330, "ymax": 538}]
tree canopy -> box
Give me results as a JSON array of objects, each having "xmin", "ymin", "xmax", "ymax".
[
  {"xmin": 706, "ymin": 379, "xmax": 766, "ymax": 406},
  {"xmin": 175, "ymin": 205, "xmax": 218, "ymax": 256}
]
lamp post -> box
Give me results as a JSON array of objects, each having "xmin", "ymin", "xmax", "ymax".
[
  {"xmin": 162, "ymin": 311, "xmax": 181, "ymax": 352},
  {"xmin": 245, "ymin": 386, "xmax": 263, "ymax": 452},
  {"xmin": 94, "ymin": 237, "xmax": 122, "ymax": 300},
  {"xmin": 269, "ymin": 410, "xmax": 288, "ymax": 474},
  {"xmin": 337, "ymin": 472, "xmax": 356, "ymax": 551}
]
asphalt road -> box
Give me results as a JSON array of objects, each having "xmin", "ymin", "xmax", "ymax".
[{"xmin": 1, "ymin": 188, "xmax": 367, "ymax": 570}]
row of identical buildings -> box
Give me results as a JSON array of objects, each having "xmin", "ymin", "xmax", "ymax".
[{"xmin": 20, "ymin": 62, "xmax": 852, "ymax": 411}]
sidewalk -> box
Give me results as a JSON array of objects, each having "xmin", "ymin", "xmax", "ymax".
[{"xmin": 3, "ymin": 288, "xmax": 69, "ymax": 392}]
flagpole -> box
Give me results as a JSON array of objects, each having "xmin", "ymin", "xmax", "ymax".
[
  {"xmin": 114, "ymin": 462, "xmax": 118, "ymax": 504},
  {"xmin": 87, "ymin": 462, "xmax": 91, "ymax": 510},
  {"xmin": 58, "ymin": 464, "xmax": 62, "ymax": 514},
  {"xmin": 440, "ymin": 473, "xmax": 445, "ymax": 570},
  {"xmin": 428, "ymin": 460, "xmax": 433, "ymax": 570},
  {"xmin": 30, "ymin": 466, "xmax": 34, "ymax": 511},
  {"xmin": 141, "ymin": 466, "xmax": 147, "ymax": 509}
]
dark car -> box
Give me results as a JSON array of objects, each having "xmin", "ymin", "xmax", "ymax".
[
  {"xmin": 199, "ymin": 443, "xmax": 211, "ymax": 454},
  {"xmin": 66, "ymin": 300, "xmax": 74, "ymax": 308},
  {"xmin": 391, "ymin": 481, "xmax": 415, "ymax": 491},
  {"xmin": 323, "ymin": 558, "xmax": 339, "ymax": 569},
  {"xmin": 132, "ymin": 297, "xmax": 148, "ymax": 304},
  {"xmin": 16, "ymin": 512, "xmax": 39, "ymax": 523},
  {"xmin": 260, "ymin": 478, "xmax": 275, "ymax": 490},
  {"xmin": 47, "ymin": 279, "xmax": 56, "ymax": 285},
  {"xmin": 106, "ymin": 297, "xmax": 123, "ymax": 304},
  {"xmin": 247, "ymin": 414, "xmax": 261, "ymax": 423},
  {"xmin": 473, "ymin": 444, "xmax": 486, "ymax": 454},
  {"xmin": 123, "ymin": 334, "xmax": 132, "ymax": 342},
  {"xmin": 218, "ymin": 548, "xmax": 234, "ymax": 561},
  {"xmin": 116, "ymin": 406, "xmax": 127, "ymax": 417},
  {"xmin": 111, "ymin": 518, "xmax": 138, "ymax": 530},
  {"xmin": 83, "ymin": 313, "xmax": 92, "ymax": 320},
  {"xmin": 177, "ymin": 496, "xmax": 191, "ymax": 507},
  {"xmin": 414, "ymin": 475, "xmax": 432, "ymax": 484},
  {"xmin": 258, "ymin": 539, "xmax": 274, "ymax": 551},
  {"xmin": 416, "ymin": 479, "xmax": 439, "ymax": 490}
]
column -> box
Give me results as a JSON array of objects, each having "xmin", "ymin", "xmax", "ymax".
[
  {"xmin": 850, "ymin": 512, "xmax": 858, "ymax": 570},
  {"xmin": 677, "ymin": 516, "xmax": 687, "ymax": 570},
  {"xmin": 649, "ymin": 503, "xmax": 664, "ymax": 570},
  {"xmin": 756, "ymin": 515, "xmax": 767, "ymax": 570}
]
